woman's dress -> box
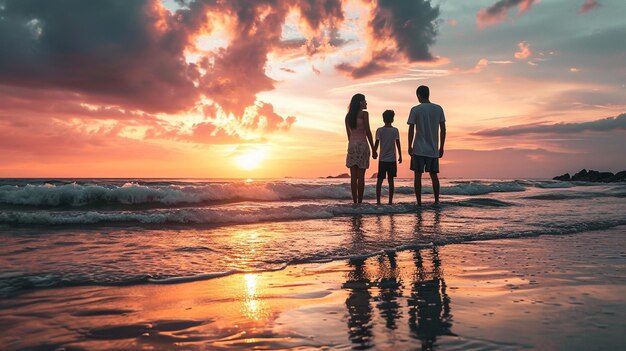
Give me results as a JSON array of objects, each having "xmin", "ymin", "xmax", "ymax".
[{"xmin": 346, "ymin": 114, "xmax": 370, "ymax": 169}]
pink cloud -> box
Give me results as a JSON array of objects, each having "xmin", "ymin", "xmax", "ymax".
[
  {"xmin": 514, "ymin": 41, "xmax": 532, "ymax": 59},
  {"xmin": 477, "ymin": 0, "xmax": 538, "ymax": 28},
  {"xmin": 578, "ymin": 0, "xmax": 600, "ymax": 14}
]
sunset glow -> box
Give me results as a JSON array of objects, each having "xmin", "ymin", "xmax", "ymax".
[
  {"xmin": 235, "ymin": 148, "xmax": 267, "ymax": 171},
  {"xmin": 0, "ymin": 0, "xmax": 623, "ymax": 178}
]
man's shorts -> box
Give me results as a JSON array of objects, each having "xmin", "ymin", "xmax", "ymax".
[
  {"xmin": 377, "ymin": 161, "xmax": 397, "ymax": 179},
  {"xmin": 410, "ymin": 155, "xmax": 439, "ymax": 173}
]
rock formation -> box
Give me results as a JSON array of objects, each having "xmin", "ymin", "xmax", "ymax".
[{"xmin": 553, "ymin": 169, "xmax": 626, "ymax": 183}]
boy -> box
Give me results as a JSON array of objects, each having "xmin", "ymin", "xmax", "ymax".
[{"xmin": 373, "ymin": 110, "xmax": 402, "ymax": 204}]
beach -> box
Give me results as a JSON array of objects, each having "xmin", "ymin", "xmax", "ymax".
[
  {"xmin": 1, "ymin": 178, "xmax": 625, "ymax": 350},
  {"xmin": 1, "ymin": 227, "xmax": 625, "ymax": 350}
]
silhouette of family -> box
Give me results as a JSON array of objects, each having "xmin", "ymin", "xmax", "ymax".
[{"xmin": 345, "ymin": 85, "xmax": 446, "ymax": 206}]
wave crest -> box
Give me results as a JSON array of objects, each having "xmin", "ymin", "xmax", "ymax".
[{"xmin": 0, "ymin": 181, "xmax": 527, "ymax": 208}]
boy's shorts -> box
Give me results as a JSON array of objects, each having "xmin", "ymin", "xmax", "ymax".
[
  {"xmin": 410, "ymin": 155, "xmax": 439, "ymax": 173},
  {"xmin": 377, "ymin": 161, "xmax": 397, "ymax": 179}
]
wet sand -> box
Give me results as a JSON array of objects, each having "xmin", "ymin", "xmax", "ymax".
[{"xmin": 1, "ymin": 227, "xmax": 625, "ymax": 351}]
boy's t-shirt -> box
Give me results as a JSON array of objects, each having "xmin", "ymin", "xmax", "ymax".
[
  {"xmin": 407, "ymin": 103, "xmax": 445, "ymax": 158},
  {"xmin": 375, "ymin": 126, "xmax": 400, "ymax": 162}
]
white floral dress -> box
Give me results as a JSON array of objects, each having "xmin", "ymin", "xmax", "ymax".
[{"xmin": 346, "ymin": 139, "xmax": 371, "ymax": 169}]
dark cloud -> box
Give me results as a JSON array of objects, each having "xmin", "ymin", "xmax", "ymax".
[
  {"xmin": 336, "ymin": 0, "xmax": 440, "ymax": 79},
  {"xmin": 370, "ymin": 0, "xmax": 439, "ymax": 62},
  {"xmin": 476, "ymin": 0, "xmax": 537, "ymax": 28},
  {"xmin": 0, "ymin": 0, "xmax": 198, "ymax": 113},
  {"xmin": 296, "ymin": 0, "xmax": 343, "ymax": 32},
  {"xmin": 0, "ymin": 0, "xmax": 324, "ymax": 138},
  {"xmin": 0, "ymin": 0, "xmax": 441, "ymax": 143},
  {"xmin": 474, "ymin": 113, "xmax": 626, "ymax": 136},
  {"xmin": 579, "ymin": 0, "xmax": 600, "ymax": 14},
  {"xmin": 335, "ymin": 59, "xmax": 390, "ymax": 79}
]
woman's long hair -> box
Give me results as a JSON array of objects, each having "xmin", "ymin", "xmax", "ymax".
[{"xmin": 346, "ymin": 93, "xmax": 365, "ymax": 129}]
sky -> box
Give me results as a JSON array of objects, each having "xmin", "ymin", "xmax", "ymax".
[{"xmin": 0, "ymin": 0, "xmax": 624, "ymax": 179}]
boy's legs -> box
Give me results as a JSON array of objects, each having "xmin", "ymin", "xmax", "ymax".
[
  {"xmin": 376, "ymin": 177, "xmax": 384, "ymax": 204},
  {"xmin": 430, "ymin": 172, "xmax": 440, "ymax": 204}
]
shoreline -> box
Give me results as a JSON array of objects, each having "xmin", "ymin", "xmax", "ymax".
[{"xmin": 1, "ymin": 227, "xmax": 625, "ymax": 350}]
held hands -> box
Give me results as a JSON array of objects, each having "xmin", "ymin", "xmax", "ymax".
[
  {"xmin": 372, "ymin": 150, "xmax": 378, "ymax": 159},
  {"xmin": 398, "ymin": 155, "xmax": 403, "ymax": 164}
]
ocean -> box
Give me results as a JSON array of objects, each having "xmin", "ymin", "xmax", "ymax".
[{"xmin": 1, "ymin": 178, "xmax": 625, "ymax": 298}]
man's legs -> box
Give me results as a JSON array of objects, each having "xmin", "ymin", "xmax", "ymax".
[
  {"xmin": 430, "ymin": 172, "xmax": 440, "ymax": 204},
  {"xmin": 388, "ymin": 176, "xmax": 395, "ymax": 204},
  {"xmin": 414, "ymin": 171, "xmax": 423, "ymax": 206}
]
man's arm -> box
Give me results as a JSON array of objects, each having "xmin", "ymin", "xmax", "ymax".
[
  {"xmin": 408, "ymin": 124, "xmax": 414, "ymax": 156},
  {"xmin": 439, "ymin": 121, "xmax": 446, "ymax": 158}
]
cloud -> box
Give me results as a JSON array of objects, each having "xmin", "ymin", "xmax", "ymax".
[
  {"xmin": 579, "ymin": 0, "xmax": 600, "ymax": 14},
  {"xmin": 474, "ymin": 113, "xmax": 626, "ymax": 136},
  {"xmin": 0, "ymin": 0, "xmax": 352, "ymax": 143},
  {"xmin": 335, "ymin": 0, "xmax": 440, "ymax": 79},
  {"xmin": 476, "ymin": 0, "xmax": 538, "ymax": 28},
  {"xmin": 0, "ymin": 0, "xmax": 443, "ymax": 152},
  {"xmin": 0, "ymin": 0, "xmax": 202, "ymax": 113},
  {"xmin": 146, "ymin": 101, "xmax": 295, "ymax": 144},
  {"xmin": 514, "ymin": 41, "xmax": 532, "ymax": 59}
]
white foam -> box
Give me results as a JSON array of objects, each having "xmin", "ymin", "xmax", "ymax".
[
  {"xmin": 0, "ymin": 181, "xmax": 528, "ymax": 208},
  {"xmin": 0, "ymin": 199, "xmax": 516, "ymax": 226}
]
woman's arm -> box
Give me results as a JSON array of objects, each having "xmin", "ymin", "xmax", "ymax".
[
  {"xmin": 363, "ymin": 112, "xmax": 377, "ymax": 158},
  {"xmin": 345, "ymin": 116, "xmax": 351, "ymax": 140}
]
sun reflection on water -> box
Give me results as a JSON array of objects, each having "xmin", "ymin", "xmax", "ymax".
[{"xmin": 242, "ymin": 273, "xmax": 269, "ymax": 320}]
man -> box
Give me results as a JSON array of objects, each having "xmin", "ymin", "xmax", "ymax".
[{"xmin": 407, "ymin": 85, "xmax": 446, "ymax": 206}]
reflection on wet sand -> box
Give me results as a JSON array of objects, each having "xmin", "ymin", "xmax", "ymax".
[
  {"xmin": 344, "ymin": 211, "xmax": 453, "ymax": 350},
  {"xmin": 408, "ymin": 248, "xmax": 454, "ymax": 349}
]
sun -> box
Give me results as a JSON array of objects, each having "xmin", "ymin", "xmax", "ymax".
[{"xmin": 235, "ymin": 148, "xmax": 266, "ymax": 170}]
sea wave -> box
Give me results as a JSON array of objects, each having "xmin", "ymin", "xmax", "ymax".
[
  {"xmin": 0, "ymin": 198, "xmax": 516, "ymax": 226},
  {"xmin": 524, "ymin": 191, "xmax": 626, "ymax": 200},
  {"xmin": 0, "ymin": 181, "xmax": 527, "ymax": 208},
  {"xmin": 2, "ymin": 221, "xmax": 624, "ymax": 298}
]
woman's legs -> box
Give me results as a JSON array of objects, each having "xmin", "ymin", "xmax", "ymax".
[
  {"xmin": 357, "ymin": 168, "xmax": 366, "ymax": 203},
  {"xmin": 349, "ymin": 166, "xmax": 359, "ymax": 203}
]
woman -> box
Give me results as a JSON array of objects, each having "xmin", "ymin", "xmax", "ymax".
[{"xmin": 345, "ymin": 93, "xmax": 377, "ymax": 203}]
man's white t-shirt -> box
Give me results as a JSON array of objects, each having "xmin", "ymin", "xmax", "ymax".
[
  {"xmin": 407, "ymin": 103, "xmax": 445, "ymax": 158},
  {"xmin": 375, "ymin": 127, "xmax": 400, "ymax": 162}
]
